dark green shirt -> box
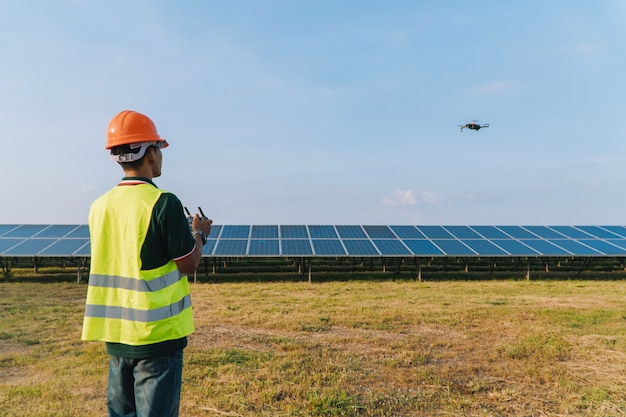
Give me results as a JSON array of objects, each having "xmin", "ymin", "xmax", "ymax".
[{"xmin": 106, "ymin": 177, "xmax": 195, "ymax": 359}]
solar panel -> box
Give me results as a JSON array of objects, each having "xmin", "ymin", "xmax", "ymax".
[
  {"xmin": 312, "ymin": 239, "xmax": 345, "ymax": 255},
  {"xmin": 549, "ymin": 226, "xmax": 593, "ymax": 239},
  {"xmin": 402, "ymin": 240, "xmax": 444, "ymax": 255},
  {"xmin": 431, "ymin": 239, "xmax": 476, "ymax": 256},
  {"xmin": 0, "ymin": 225, "xmax": 19, "ymax": 236},
  {"xmin": 308, "ymin": 225, "xmax": 338, "ymax": 239},
  {"xmin": 202, "ymin": 240, "xmax": 217, "ymax": 255},
  {"xmin": 214, "ymin": 239, "xmax": 247, "ymax": 255},
  {"xmin": 417, "ymin": 226, "xmax": 454, "ymax": 239},
  {"xmin": 445, "ymin": 226, "xmax": 482, "ymax": 239},
  {"xmin": 249, "ymin": 239, "xmax": 279, "ymax": 255},
  {"xmin": 207, "ymin": 225, "xmax": 221, "ymax": 239},
  {"xmin": 251, "ymin": 226, "xmax": 278, "ymax": 239},
  {"xmin": 491, "ymin": 239, "xmax": 539, "ymax": 256},
  {"xmin": 220, "ymin": 226, "xmax": 250, "ymax": 239},
  {"xmin": 460, "ymin": 239, "xmax": 509, "ymax": 256},
  {"xmin": 336, "ymin": 226, "xmax": 367, "ymax": 239},
  {"xmin": 0, "ymin": 238, "xmax": 22, "ymax": 252},
  {"xmin": 281, "ymin": 225, "xmax": 308, "ymax": 239},
  {"xmin": 67, "ymin": 225, "xmax": 90, "ymax": 238},
  {"xmin": 524, "ymin": 226, "xmax": 565, "ymax": 239},
  {"xmin": 2, "ymin": 224, "xmax": 626, "ymax": 259},
  {"xmin": 519, "ymin": 239, "xmax": 571, "ymax": 256},
  {"xmin": 576, "ymin": 226, "xmax": 622, "ymax": 239},
  {"xmin": 597, "ymin": 226, "xmax": 626, "ymax": 238},
  {"xmin": 36, "ymin": 225, "xmax": 82, "ymax": 238},
  {"xmin": 470, "ymin": 226, "xmax": 510, "ymax": 239},
  {"xmin": 390, "ymin": 226, "xmax": 426, "ymax": 239},
  {"xmin": 372, "ymin": 239, "xmax": 411, "ymax": 255},
  {"xmin": 75, "ymin": 242, "xmax": 91, "ymax": 256},
  {"xmin": 342, "ymin": 239, "xmax": 379, "ymax": 255},
  {"xmin": 363, "ymin": 226, "xmax": 395, "ymax": 239},
  {"xmin": 4, "ymin": 225, "xmax": 49, "ymax": 238},
  {"xmin": 282, "ymin": 239, "xmax": 313, "ymax": 255},
  {"xmin": 497, "ymin": 226, "xmax": 537, "ymax": 239},
  {"xmin": 5, "ymin": 239, "xmax": 56, "ymax": 255},
  {"xmin": 546, "ymin": 239, "xmax": 601, "ymax": 255},
  {"xmin": 577, "ymin": 239, "xmax": 626, "ymax": 255},
  {"xmin": 39, "ymin": 239, "xmax": 89, "ymax": 256}
]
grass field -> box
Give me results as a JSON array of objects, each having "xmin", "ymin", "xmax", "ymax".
[{"xmin": 1, "ymin": 273, "xmax": 626, "ymax": 416}]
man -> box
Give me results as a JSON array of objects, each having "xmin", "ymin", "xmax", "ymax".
[{"xmin": 82, "ymin": 110, "xmax": 212, "ymax": 417}]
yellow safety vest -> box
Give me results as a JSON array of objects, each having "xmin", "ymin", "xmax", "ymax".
[{"xmin": 82, "ymin": 183, "xmax": 194, "ymax": 345}]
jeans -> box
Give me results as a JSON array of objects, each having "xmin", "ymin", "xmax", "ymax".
[{"xmin": 107, "ymin": 350, "xmax": 183, "ymax": 417}]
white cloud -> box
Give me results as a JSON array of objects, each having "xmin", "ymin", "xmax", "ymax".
[
  {"xmin": 420, "ymin": 190, "xmax": 447, "ymax": 205},
  {"xmin": 382, "ymin": 189, "xmax": 418, "ymax": 206},
  {"xmin": 383, "ymin": 189, "xmax": 475, "ymax": 207}
]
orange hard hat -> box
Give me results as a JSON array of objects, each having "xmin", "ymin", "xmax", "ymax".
[{"xmin": 105, "ymin": 110, "xmax": 168, "ymax": 149}]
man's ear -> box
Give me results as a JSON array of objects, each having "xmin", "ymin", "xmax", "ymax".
[{"xmin": 145, "ymin": 146, "xmax": 156, "ymax": 163}]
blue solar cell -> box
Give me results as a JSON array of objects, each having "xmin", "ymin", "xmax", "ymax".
[
  {"xmin": 202, "ymin": 240, "xmax": 217, "ymax": 255},
  {"xmin": 491, "ymin": 239, "xmax": 539, "ymax": 256},
  {"xmin": 336, "ymin": 226, "xmax": 367, "ymax": 239},
  {"xmin": 220, "ymin": 226, "xmax": 250, "ymax": 239},
  {"xmin": 372, "ymin": 239, "xmax": 411, "ymax": 255},
  {"xmin": 251, "ymin": 225, "xmax": 278, "ymax": 239},
  {"xmin": 75, "ymin": 241, "xmax": 91, "ymax": 256},
  {"xmin": 207, "ymin": 225, "xmax": 221, "ymax": 239},
  {"xmin": 496, "ymin": 226, "xmax": 538, "ymax": 239},
  {"xmin": 0, "ymin": 238, "xmax": 23, "ymax": 253},
  {"xmin": 576, "ymin": 226, "xmax": 622, "ymax": 239},
  {"xmin": 578, "ymin": 239, "xmax": 626, "ymax": 255},
  {"xmin": 432, "ymin": 239, "xmax": 476, "ymax": 255},
  {"xmin": 308, "ymin": 226, "xmax": 338, "ymax": 239},
  {"xmin": 312, "ymin": 239, "xmax": 345, "ymax": 255},
  {"xmin": 417, "ymin": 226, "xmax": 454, "ymax": 239},
  {"xmin": 282, "ymin": 239, "xmax": 313, "ymax": 255},
  {"xmin": 604, "ymin": 239, "xmax": 626, "ymax": 250},
  {"xmin": 342, "ymin": 239, "xmax": 379, "ymax": 255},
  {"xmin": 363, "ymin": 226, "xmax": 395, "ymax": 239},
  {"xmin": 36, "ymin": 225, "xmax": 82, "ymax": 238},
  {"xmin": 549, "ymin": 226, "xmax": 593, "ymax": 239},
  {"xmin": 519, "ymin": 239, "xmax": 570, "ymax": 255},
  {"xmin": 39, "ymin": 239, "xmax": 89, "ymax": 255},
  {"xmin": 390, "ymin": 226, "xmax": 426, "ymax": 239},
  {"xmin": 249, "ymin": 240, "xmax": 279, "ymax": 255},
  {"xmin": 445, "ymin": 226, "xmax": 481, "ymax": 239},
  {"xmin": 598, "ymin": 226, "xmax": 626, "ymax": 238},
  {"xmin": 5, "ymin": 239, "xmax": 56, "ymax": 255},
  {"xmin": 67, "ymin": 225, "xmax": 90, "ymax": 238},
  {"xmin": 0, "ymin": 225, "xmax": 19, "ymax": 237},
  {"xmin": 4, "ymin": 225, "xmax": 49, "ymax": 238},
  {"xmin": 524, "ymin": 226, "xmax": 565, "ymax": 239},
  {"xmin": 460, "ymin": 239, "xmax": 509, "ymax": 255},
  {"xmin": 546, "ymin": 239, "xmax": 601, "ymax": 255},
  {"xmin": 280, "ymin": 225, "xmax": 308, "ymax": 239},
  {"xmin": 470, "ymin": 226, "xmax": 510, "ymax": 239},
  {"xmin": 402, "ymin": 239, "xmax": 444, "ymax": 256},
  {"xmin": 214, "ymin": 239, "xmax": 248, "ymax": 255}
]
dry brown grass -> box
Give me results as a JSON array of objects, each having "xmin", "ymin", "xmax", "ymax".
[{"xmin": 1, "ymin": 277, "xmax": 626, "ymax": 416}]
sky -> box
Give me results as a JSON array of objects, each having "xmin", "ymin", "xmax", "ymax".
[{"xmin": 1, "ymin": 1, "xmax": 626, "ymax": 226}]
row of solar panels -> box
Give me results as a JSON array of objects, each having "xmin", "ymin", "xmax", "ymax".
[{"xmin": 3, "ymin": 224, "xmax": 626, "ymax": 257}]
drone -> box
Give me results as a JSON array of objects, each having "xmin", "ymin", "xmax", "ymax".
[{"xmin": 459, "ymin": 121, "xmax": 489, "ymax": 131}]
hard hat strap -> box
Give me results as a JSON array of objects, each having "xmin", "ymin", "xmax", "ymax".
[{"xmin": 110, "ymin": 141, "xmax": 156, "ymax": 163}]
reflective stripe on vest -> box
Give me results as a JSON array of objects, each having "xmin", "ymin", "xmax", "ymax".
[
  {"xmin": 85, "ymin": 294, "xmax": 191, "ymax": 322},
  {"xmin": 82, "ymin": 182, "xmax": 194, "ymax": 345}
]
